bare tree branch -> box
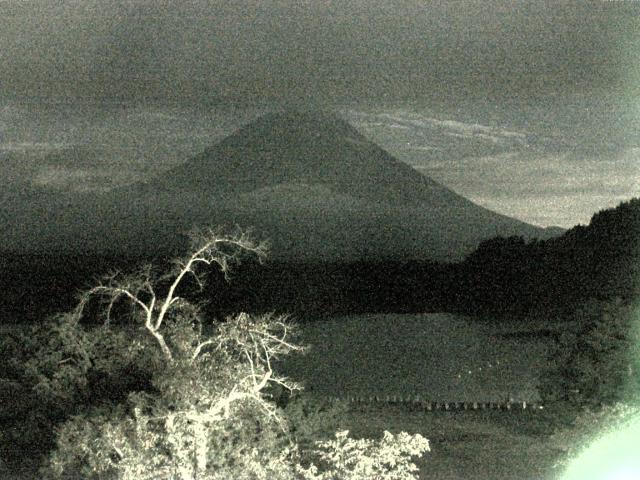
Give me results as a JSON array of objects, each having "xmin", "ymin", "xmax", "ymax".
[
  {"xmin": 71, "ymin": 229, "xmax": 269, "ymax": 364},
  {"xmin": 191, "ymin": 338, "xmax": 218, "ymax": 361}
]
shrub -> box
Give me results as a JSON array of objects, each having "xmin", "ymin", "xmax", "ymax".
[
  {"xmin": 43, "ymin": 314, "xmax": 429, "ymax": 480},
  {"xmin": 0, "ymin": 318, "xmax": 155, "ymax": 470},
  {"xmin": 539, "ymin": 298, "xmax": 640, "ymax": 407},
  {"xmin": 297, "ymin": 430, "xmax": 429, "ymax": 480},
  {"xmin": 283, "ymin": 395, "xmax": 352, "ymax": 454}
]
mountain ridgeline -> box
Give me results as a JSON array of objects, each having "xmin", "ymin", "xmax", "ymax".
[
  {"xmin": 451, "ymin": 197, "xmax": 640, "ymax": 317},
  {"xmin": 131, "ymin": 110, "xmax": 561, "ymax": 260},
  {"xmin": 1, "ymin": 109, "xmax": 560, "ymax": 260},
  {"xmin": 153, "ymin": 110, "xmax": 471, "ymax": 206},
  {"xmin": 195, "ymin": 197, "xmax": 640, "ymax": 320}
]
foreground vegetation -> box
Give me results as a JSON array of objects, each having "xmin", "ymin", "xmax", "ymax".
[
  {"xmin": 4, "ymin": 312, "xmax": 639, "ymax": 480},
  {"xmin": 1, "ymin": 229, "xmax": 429, "ymax": 479},
  {"xmin": 2, "ymin": 197, "xmax": 639, "ymax": 478}
]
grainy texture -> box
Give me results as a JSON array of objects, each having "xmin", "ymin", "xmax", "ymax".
[{"xmin": 277, "ymin": 313, "xmax": 550, "ymax": 403}]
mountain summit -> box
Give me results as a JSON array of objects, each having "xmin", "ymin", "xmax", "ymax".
[
  {"xmin": 142, "ymin": 110, "xmax": 558, "ymax": 258},
  {"xmin": 152, "ymin": 109, "xmax": 466, "ymax": 207},
  {"xmin": 2, "ymin": 110, "xmax": 562, "ymax": 260}
]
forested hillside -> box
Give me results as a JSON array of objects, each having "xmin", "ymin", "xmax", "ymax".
[{"xmin": 452, "ymin": 197, "xmax": 640, "ymax": 319}]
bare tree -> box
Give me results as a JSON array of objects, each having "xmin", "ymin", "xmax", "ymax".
[
  {"xmin": 58, "ymin": 227, "xmax": 304, "ymax": 478},
  {"xmin": 75, "ymin": 227, "xmax": 268, "ymax": 360},
  {"xmin": 41, "ymin": 227, "xmax": 430, "ymax": 480}
]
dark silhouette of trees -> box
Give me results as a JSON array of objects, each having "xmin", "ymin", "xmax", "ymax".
[
  {"xmin": 539, "ymin": 297, "xmax": 640, "ymax": 407},
  {"xmin": 2, "ymin": 199, "xmax": 638, "ymax": 325},
  {"xmin": 451, "ymin": 198, "xmax": 640, "ymax": 320}
]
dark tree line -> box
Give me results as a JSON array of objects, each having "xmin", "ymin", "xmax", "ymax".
[
  {"xmin": 453, "ymin": 197, "xmax": 640, "ymax": 320},
  {"xmin": 171, "ymin": 197, "xmax": 640, "ymax": 323},
  {"xmin": 2, "ymin": 198, "xmax": 638, "ymax": 324}
]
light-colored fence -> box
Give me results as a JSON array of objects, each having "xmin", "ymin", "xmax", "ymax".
[{"xmin": 326, "ymin": 395, "xmax": 543, "ymax": 411}]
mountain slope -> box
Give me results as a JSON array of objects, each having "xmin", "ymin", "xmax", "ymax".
[
  {"xmin": 152, "ymin": 110, "xmax": 484, "ymax": 208},
  {"xmin": 1, "ymin": 109, "xmax": 562, "ymax": 260},
  {"xmin": 142, "ymin": 109, "xmax": 558, "ymax": 258}
]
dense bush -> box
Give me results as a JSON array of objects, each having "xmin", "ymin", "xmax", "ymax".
[
  {"xmin": 297, "ymin": 430, "xmax": 429, "ymax": 480},
  {"xmin": 0, "ymin": 312, "xmax": 160, "ymax": 469},
  {"xmin": 43, "ymin": 311, "xmax": 304, "ymax": 480},
  {"xmin": 42, "ymin": 314, "xmax": 429, "ymax": 479},
  {"xmin": 540, "ymin": 298, "xmax": 640, "ymax": 407},
  {"xmin": 451, "ymin": 198, "xmax": 640, "ymax": 319}
]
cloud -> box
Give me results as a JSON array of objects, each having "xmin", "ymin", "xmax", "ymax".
[
  {"xmin": 406, "ymin": 145, "xmax": 440, "ymax": 152},
  {"xmin": 32, "ymin": 164, "xmax": 132, "ymax": 193},
  {"xmin": 412, "ymin": 148, "xmax": 640, "ymax": 227},
  {"xmin": 346, "ymin": 109, "xmax": 529, "ymax": 158},
  {"xmin": 0, "ymin": 142, "xmax": 68, "ymax": 152},
  {"xmin": 33, "ymin": 166, "xmax": 102, "ymax": 191},
  {"xmin": 0, "ymin": 0, "xmax": 635, "ymax": 104},
  {"xmin": 425, "ymin": 118, "xmax": 523, "ymax": 139}
]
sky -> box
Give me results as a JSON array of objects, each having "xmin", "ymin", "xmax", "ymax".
[
  {"xmin": 1, "ymin": 0, "xmax": 638, "ymax": 104},
  {"xmin": 1, "ymin": 0, "xmax": 639, "ymax": 228}
]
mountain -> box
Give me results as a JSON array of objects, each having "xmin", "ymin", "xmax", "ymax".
[
  {"xmin": 1, "ymin": 109, "xmax": 562, "ymax": 261},
  {"xmin": 152, "ymin": 110, "xmax": 467, "ymax": 206}
]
